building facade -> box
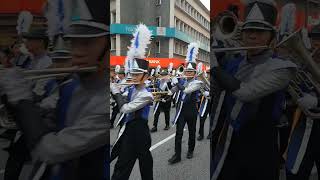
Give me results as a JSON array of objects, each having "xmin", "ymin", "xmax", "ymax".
[{"xmin": 110, "ymin": 0, "xmax": 210, "ymax": 68}]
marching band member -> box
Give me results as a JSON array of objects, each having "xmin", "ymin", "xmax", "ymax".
[
  {"xmin": 0, "ymin": 0, "xmax": 109, "ymax": 179},
  {"xmin": 150, "ymin": 69, "xmax": 172, "ymax": 132},
  {"xmin": 196, "ymin": 64, "xmax": 211, "ymax": 141},
  {"xmin": 110, "ymin": 65, "xmax": 125, "ymax": 128},
  {"xmin": 111, "ymin": 24, "xmax": 153, "ymax": 180},
  {"xmin": 22, "ymin": 27, "xmax": 53, "ymax": 70},
  {"xmin": 285, "ymin": 24, "xmax": 320, "ymax": 180},
  {"xmin": 168, "ymin": 42, "xmax": 202, "ymax": 164},
  {"xmin": 210, "ymin": 1, "xmax": 297, "ymax": 179}
]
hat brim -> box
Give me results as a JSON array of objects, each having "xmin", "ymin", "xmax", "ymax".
[
  {"xmin": 242, "ymin": 22, "xmax": 274, "ymax": 31},
  {"xmin": 64, "ymin": 24, "xmax": 109, "ymax": 38},
  {"xmin": 184, "ymin": 69, "xmax": 197, "ymax": 72}
]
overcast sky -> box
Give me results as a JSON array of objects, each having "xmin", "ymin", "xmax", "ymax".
[{"xmin": 200, "ymin": 0, "xmax": 210, "ymax": 10}]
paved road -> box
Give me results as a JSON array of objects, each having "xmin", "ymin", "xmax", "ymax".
[{"xmin": 110, "ymin": 106, "xmax": 210, "ymax": 180}]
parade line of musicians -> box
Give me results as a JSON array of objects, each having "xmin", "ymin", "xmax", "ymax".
[{"xmin": 0, "ymin": 0, "xmax": 320, "ymax": 179}]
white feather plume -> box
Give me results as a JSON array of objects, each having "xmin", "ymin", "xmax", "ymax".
[
  {"xmin": 45, "ymin": 0, "xmax": 67, "ymax": 40},
  {"xmin": 185, "ymin": 42, "xmax": 199, "ymax": 63},
  {"xmin": 150, "ymin": 69, "xmax": 155, "ymax": 76},
  {"xmin": 125, "ymin": 24, "xmax": 152, "ymax": 68},
  {"xmin": 302, "ymin": 28, "xmax": 312, "ymax": 49},
  {"xmin": 115, "ymin": 65, "xmax": 121, "ymax": 73},
  {"xmin": 168, "ymin": 62, "xmax": 173, "ymax": 73},
  {"xmin": 197, "ymin": 62, "xmax": 203, "ymax": 74},
  {"xmin": 156, "ymin": 65, "xmax": 161, "ymax": 74},
  {"xmin": 279, "ymin": 3, "xmax": 296, "ymax": 36},
  {"xmin": 124, "ymin": 58, "xmax": 130, "ymax": 74},
  {"xmin": 172, "ymin": 70, "xmax": 176, "ymax": 76},
  {"xmin": 16, "ymin": 11, "xmax": 33, "ymax": 35}
]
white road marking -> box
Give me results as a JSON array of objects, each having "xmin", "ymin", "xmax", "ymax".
[{"xmin": 149, "ymin": 129, "xmax": 186, "ymax": 151}]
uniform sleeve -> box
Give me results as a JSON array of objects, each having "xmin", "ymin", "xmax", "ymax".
[
  {"xmin": 183, "ymin": 82, "xmax": 202, "ymax": 94},
  {"xmin": 31, "ymin": 97, "xmax": 108, "ymax": 164},
  {"xmin": 232, "ymin": 68, "xmax": 296, "ymax": 102},
  {"xmin": 120, "ymin": 92, "xmax": 153, "ymax": 113}
]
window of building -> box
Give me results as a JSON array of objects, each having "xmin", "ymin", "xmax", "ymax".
[
  {"xmin": 156, "ymin": 16, "xmax": 161, "ymax": 27},
  {"xmin": 111, "ymin": 11, "xmax": 116, "ymax": 24},
  {"xmin": 156, "ymin": 41, "xmax": 161, "ymax": 53},
  {"xmin": 156, "ymin": 0, "xmax": 161, "ymax": 6},
  {"xmin": 111, "ymin": 36, "xmax": 116, "ymax": 50}
]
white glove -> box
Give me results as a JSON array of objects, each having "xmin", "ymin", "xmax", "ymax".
[
  {"xmin": 0, "ymin": 68, "xmax": 33, "ymax": 105},
  {"xmin": 167, "ymin": 90, "xmax": 173, "ymax": 96},
  {"xmin": 33, "ymin": 79, "xmax": 51, "ymax": 96},
  {"xmin": 171, "ymin": 77, "xmax": 178, "ymax": 85},
  {"xmin": 39, "ymin": 91, "xmax": 59, "ymax": 109},
  {"xmin": 297, "ymin": 93, "xmax": 318, "ymax": 110},
  {"xmin": 203, "ymin": 91, "xmax": 210, "ymax": 97},
  {"xmin": 111, "ymin": 83, "xmax": 121, "ymax": 94},
  {"xmin": 161, "ymin": 99, "xmax": 166, "ymax": 103}
]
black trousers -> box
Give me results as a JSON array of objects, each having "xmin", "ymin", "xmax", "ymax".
[
  {"xmin": 175, "ymin": 110, "xmax": 197, "ymax": 156},
  {"xmin": 286, "ymin": 121, "xmax": 320, "ymax": 180},
  {"xmin": 110, "ymin": 105, "xmax": 119, "ymax": 126},
  {"xmin": 216, "ymin": 133, "xmax": 280, "ymax": 180},
  {"xmin": 112, "ymin": 120, "xmax": 153, "ymax": 180},
  {"xmin": 4, "ymin": 135, "xmax": 30, "ymax": 180},
  {"xmin": 153, "ymin": 103, "xmax": 170, "ymax": 127},
  {"xmin": 198, "ymin": 107, "xmax": 210, "ymax": 137}
]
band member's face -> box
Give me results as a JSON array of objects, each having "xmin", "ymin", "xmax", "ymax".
[
  {"xmin": 184, "ymin": 71, "xmax": 195, "ymax": 79},
  {"xmin": 110, "ymin": 70, "xmax": 115, "ymax": 78},
  {"xmin": 131, "ymin": 73, "xmax": 148, "ymax": 84},
  {"xmin": 71, "ymin": 36, "xmax": 107, "ymax": 68},
  {"xmin": 118, "ymin": 74, "xmax": 125, "ymax": 79},
  {"xmin": 25, "ymin": 39, "xmax": 45, "ymax": 55},
  {"xmin": 312, "ymin": 38, "xmax": 320, "ymax": 63},
  {"xmin": 242, "ymin": 29, "xmax": 273, "ymax": 55}
]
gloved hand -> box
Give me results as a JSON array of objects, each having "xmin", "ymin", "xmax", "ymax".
[
  {"xmin": 171, "ymin": 77, "xmax": 178, "ymax": 85},
  {"xmin": 0, "ymin": 68, "xmax": 33, "ymax": 105},
  {"xmin": 203, "ymin": 91, "xmax": 210, "ymax": 97},
  {"xmin": 39, "ymin": 91, "xmax": 59, "ymax": 109},
  {"xmin": 161, "ymin": 99, "xmax": 166, "ymax": 103},
  {"xmin": 111, "ymin": 83, "xmax": 121, "ymax": 94},
  {"xmin": 297, "ymin": 93, "xmax": 318, "ymax": 110}
]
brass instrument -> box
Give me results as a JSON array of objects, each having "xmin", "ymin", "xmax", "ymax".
[
  {"xmin": 152, "ymin": 91, "xmax": 170, "ymax": 102},
  {"xmin": 0, "ymin": 66, "xmax": 98, "ymax": 129},
  {"xmin": 214, "ymin": 11, "xmax": 239, "ymax": 40},
  {"xmin": 0, "ymin": 66, "xmax": 98, "ymax": 80},
  {"xmin": 176, "ymin": 65, "xmax": 184, "ymax": 76},
  {"xmin": 282, "ymin": 30, "xmax": 320, "ymax": 118}
]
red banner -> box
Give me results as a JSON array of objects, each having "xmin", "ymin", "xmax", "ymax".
[
  {"xmin": 0, "ymin": 0, "xmax": 46, "ymax": 14},
  {"xmin": 111, "ymin": 56, "xmax": 186, "ymax": 68}
]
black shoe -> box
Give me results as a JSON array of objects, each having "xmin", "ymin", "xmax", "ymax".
[
  {"xmin": 197, "ymin": 135, "xmax": 204, "ymax": 141},
  {"xmin": 207, "ymin": 133, "xmax": 212, "ymax": 139},
  {"xmin": 168, "ymin": 154, "xmax": 181, "ymax": 164},
  {"xmin": 110, "ymin": 124, "xmax": 114, "ymax": 129},
  {"xmin": 150, "ymin": 127, "xmax": 157, "ymax": 132},
  {"xmin": 164, "ymin": 126, "xmax": 170, "ymax": 130},
  {"xmin": 186, "ymin": 151, "xmax": 193, "ymax": 159}
]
